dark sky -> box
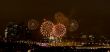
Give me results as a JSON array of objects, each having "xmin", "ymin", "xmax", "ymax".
[{"xmin": 0, "ymin": 0, "xmax": 110, "ymax": 36}]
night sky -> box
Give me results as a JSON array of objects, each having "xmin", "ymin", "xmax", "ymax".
[{"xmin": 0, "ymin": 0, "xmax": 110, "ymax": 38}]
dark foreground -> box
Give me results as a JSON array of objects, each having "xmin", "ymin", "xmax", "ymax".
[{"xmin": 0, "ymin": 41, "xmax": 110, "ymax": 52}]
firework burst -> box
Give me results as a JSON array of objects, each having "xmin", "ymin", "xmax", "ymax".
[
  {"xmin": 68, "ymin": 19, "xmax": 79, "ymax": 32},
  {"xmin": 40, "ymin": 20, "xmax": 54, "ymax": 37},
  {"xmin": 51, "ymin": 23, "xmax": 66, "ymax": 38},
  {"xmin": 28, "ymin": 19, "xmax": 39, "ymax": 30}
]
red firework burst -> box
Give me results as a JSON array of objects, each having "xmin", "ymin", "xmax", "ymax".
[{"xmin": 51, "ymin": 23, "xmax": 66, "ymax": 37}]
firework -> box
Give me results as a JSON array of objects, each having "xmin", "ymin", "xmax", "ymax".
[
  {"xmin": 40, "ymin": 20, "xmax": 54, "ymax": 37},
  {"xmin": 51, "ymin": 23, "xmax": 66, "ymax": 37},
  {"xmin": 28, "ymin": 19, "xmax": 39, "ymax": 30},
  {"xmin": 68, "ymin": 19, "xmax": 79, "ymax": 32},
  {"xmin": 54, "ymin": 12, "xmax": 69, "ymax": 26}
]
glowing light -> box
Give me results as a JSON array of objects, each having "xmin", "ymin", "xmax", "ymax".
[
  {"xmin": 40, "ymin": 20, "xmax": 54, "ymax": 37},
  {"xmin": 49, "ymin": 36, "xmax": 55, "ymax": 40},
  {"xmin": 27, "ymin": 49, "xmax": 31, "ymax": 52},
  {"xmin": 51, "ymin": 23, "xmax": 66, "ymax": 37},
  {"xmin": 28, "ymin": 19, "xmax": 39, "ymax": 30},
  {"xmin": 40, "ymin": 19, "xmax": 67, "ymax": 38},
  {"xmin": 68, "ymin": 19, "xmax": 79, "ymax": 32},
  {"xmin": 54, "ymin": 12, "xmax": 69, "ymax": 26}
]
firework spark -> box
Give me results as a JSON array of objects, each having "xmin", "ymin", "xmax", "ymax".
[
  {"xmin": 54, "ymin": 12, "xmax": 69, "ymax": 26},
  {"xmin": 51, "ymin": 23, "xmax": 66, "ymax": 38},
  {"xmin": 40, "ymin": 20, "xmax": 54, "ymax": 37},
  {"xmin": 68, "ymin": 19, "xmax": 79, "ymax": 32},
  {"xmin": 28, "ymin": 19, "xmax": 39, "ymax": 30}
]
